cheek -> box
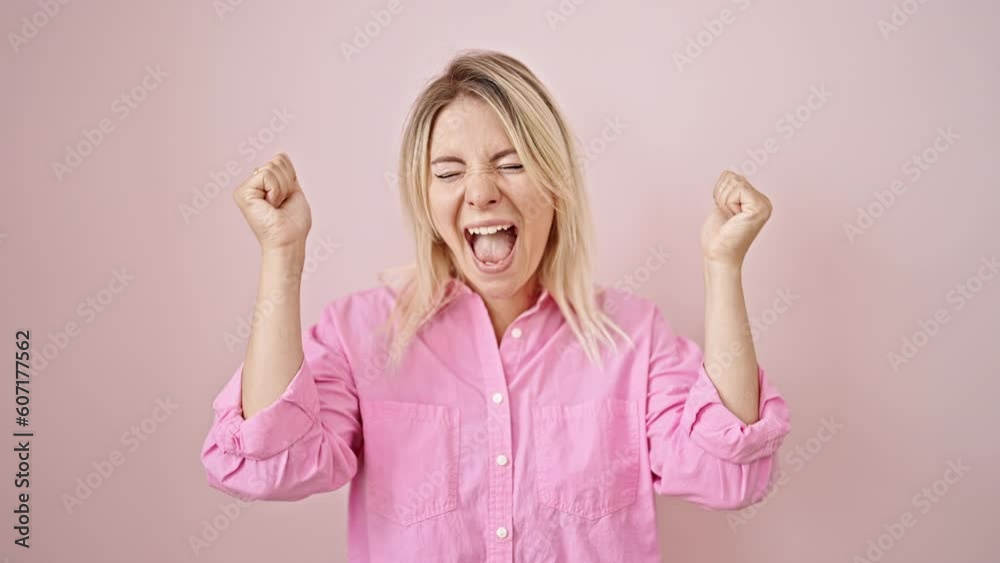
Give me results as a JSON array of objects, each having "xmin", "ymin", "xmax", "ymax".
[
  {"xmin": 512, "ymin": 188, "xmax": 554, "ymax": 246},
  {"xmin": 526, "ymin": 217, "xmax": 553, "ymax": 257},
  {"xmin": 509, "ymin": 178, "xmax": 551, "ymax": 223}
]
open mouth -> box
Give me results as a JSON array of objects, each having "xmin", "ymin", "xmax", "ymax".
[{"xmin": 463, "ymin": 223, "xmax": 518, "ymax": 271}]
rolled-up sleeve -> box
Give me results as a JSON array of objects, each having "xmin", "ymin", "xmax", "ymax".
[
  {"xmin": 646, "ymin": 308, "xmax": 791, "ymax": 510},
  {"xmin": 200, "ymin": 301, "xmax": 362, "ymax": 501}
]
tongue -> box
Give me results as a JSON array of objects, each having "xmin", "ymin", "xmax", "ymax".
[{"xmin": 472, "ymin": 231, "xmax": 516, "ymax": 264}]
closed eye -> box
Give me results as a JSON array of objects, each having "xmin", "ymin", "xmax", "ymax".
[{"xmin": 433, "ymin": 164, "xmax": 523, "ymax": 181}]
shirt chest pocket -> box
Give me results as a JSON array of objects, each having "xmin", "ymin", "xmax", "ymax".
[
  {"xmin": 533, "ymin": 398, "xmax": 641, "ymax": 520},
  {"xmin": 360, "ymin": 400, "xmax": 461, "ymax": 526}
]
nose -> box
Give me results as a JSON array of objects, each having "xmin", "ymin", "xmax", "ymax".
[{"xmin": 464, "ymin": 168, "xmax": 501, "ymax": 209}]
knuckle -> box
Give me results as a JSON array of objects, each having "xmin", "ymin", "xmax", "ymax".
[{"xmin": 233, "ymin": 187, "xmax": 252, "ymax": 206}]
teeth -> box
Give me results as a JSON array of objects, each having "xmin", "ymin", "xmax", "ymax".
[{"xmin": 466, "ymin": 224, "xmax": 513, "ymax": 236}]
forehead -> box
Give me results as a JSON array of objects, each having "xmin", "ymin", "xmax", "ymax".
[{"xmin": 430, "ymin": 96, "xmax": 513, "ymax": 158}]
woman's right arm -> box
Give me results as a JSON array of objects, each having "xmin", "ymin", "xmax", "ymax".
[{"xmin": 200, "ymin": 154, "xmax": 362, "ymax": 501}]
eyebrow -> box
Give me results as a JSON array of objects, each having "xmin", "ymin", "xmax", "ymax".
[{"xmin": 430, "ymin": 148, "xmax": 518, "ymax": 166}]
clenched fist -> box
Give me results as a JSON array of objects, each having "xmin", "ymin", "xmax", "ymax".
[
  {"xmin": 233, "ymin": 153, "xmax": 312, "ymax": 252},
  {"xmin": 700, "ymin": 170, "xmax": 772, "ymax": 268}
]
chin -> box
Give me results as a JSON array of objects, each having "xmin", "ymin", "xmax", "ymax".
[
  {"xmin": 467, "ymin": 272, "xmax": 526, "ymax": 300},
  {"xmin": 455, "ymin": 253, "xmax": 521, "ymax": 294}
]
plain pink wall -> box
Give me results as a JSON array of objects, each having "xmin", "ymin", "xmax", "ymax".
[{"xmin": 3, "ymin": 0, "xmax": 997, "ymax": 561}]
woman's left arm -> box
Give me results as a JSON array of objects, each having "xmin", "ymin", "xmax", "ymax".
[{"xmin": 700, "ymin": 170, "xmax": 774, "ymax": 425}]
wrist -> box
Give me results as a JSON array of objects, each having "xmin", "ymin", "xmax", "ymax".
[
  {"xmin": 703, "ymin": 258, "xmax": 743, "ymax": 279},
  {"xmin": 262, "ymin": 243, "xmax": 306, "ymax": 264},
  {"xmin": 261, "ymin": 244, "xmax": 306, "ymax": 283}
]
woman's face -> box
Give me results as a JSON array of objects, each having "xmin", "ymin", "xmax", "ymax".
[{"xmin": 428, "ymin": 95, "xmax": 554, "ymax": 301}]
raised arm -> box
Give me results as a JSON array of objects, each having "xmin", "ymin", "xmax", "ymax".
[
  {"xmin": 648, "ymin": 170, "xmax": 790, "ymax": 510},
  {"xmin": 200, "ymin": 154, "xmax": 361, "ymax": 501},
  {"xmin": 699, "ymin": 169, "xmax": 774, "ymax": 423}
]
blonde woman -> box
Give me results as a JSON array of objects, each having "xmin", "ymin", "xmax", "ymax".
[{"xmin": 201, "ymin": 50, "xmax": 791, "ymax": 562}]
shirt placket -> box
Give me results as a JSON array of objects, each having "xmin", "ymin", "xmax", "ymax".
[
  {"xmin": 485, "ymin": 340, "xmax": 516, "ymax": 563},
  {"xmin": 468, "ymin": 286, "xmax": 541, "ymax": 563},
  {"xmin": 486, "ymin": 326, "xmax": 532, "ymax": 563}
]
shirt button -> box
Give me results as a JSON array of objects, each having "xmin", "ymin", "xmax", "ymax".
[
  {"xmin": 496, "ymin": 526, "xmax": 509, "ymax": 539},
  {"xmin": 511, "ymin": 327, "xmax": 522, "ymax": 339},
  {"xmin": 496, "ymin": 454, "xmax": 509, "ymax": 466},
  {"xmin": 491, "ymin": 392, "xmax": 504, "ymax": 404}
]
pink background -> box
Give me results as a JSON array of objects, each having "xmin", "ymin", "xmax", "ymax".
[{"xmin": 3, "ymin": 0, "xmax": 998, "ymax": 561}]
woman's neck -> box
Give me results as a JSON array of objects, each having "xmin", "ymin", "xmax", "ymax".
[{"xmin": 480, "ymin": 277, "xmax": 542, "ymax": 344}]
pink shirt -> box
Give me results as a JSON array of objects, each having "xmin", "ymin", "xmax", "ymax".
[{"xmin": 201, "ymin": 278, "xmax": 791, "ymax": 563}]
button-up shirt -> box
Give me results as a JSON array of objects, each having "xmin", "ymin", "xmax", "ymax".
[{"xmin": 201, "ymin": 278, "xmax": 792, "ymax": 563}]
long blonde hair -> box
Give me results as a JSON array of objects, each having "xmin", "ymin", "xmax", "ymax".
[{"xmin": 382, "ymin": 49, "xmax": 630, "ymax": 370}]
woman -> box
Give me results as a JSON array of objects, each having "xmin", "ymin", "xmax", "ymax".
[{"xmin": 201, "ymin": 50, "xmax": 791, "ymax": 562}]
